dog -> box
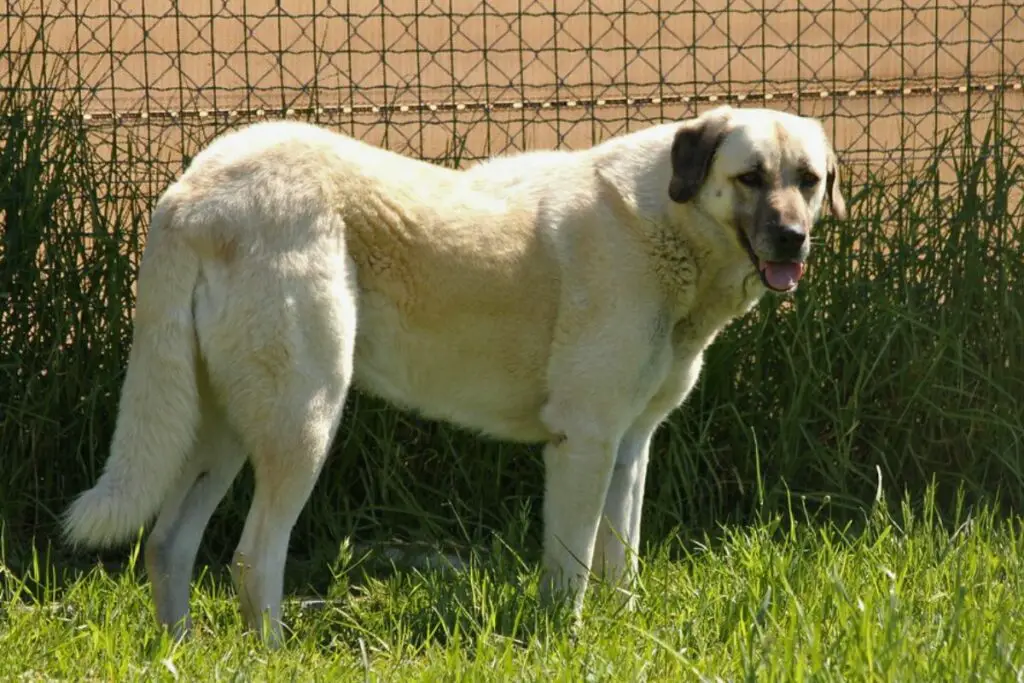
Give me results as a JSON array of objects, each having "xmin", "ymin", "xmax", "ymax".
[{"xmin": 62, "ymin": 105, "xmax": 846, "ymax": 646}]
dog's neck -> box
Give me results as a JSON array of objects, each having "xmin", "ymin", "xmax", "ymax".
[{"xmin": 651, "ymin": 205, "xmax": 767, "ymax": 341}]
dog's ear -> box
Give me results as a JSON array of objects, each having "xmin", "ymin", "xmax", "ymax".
[
  {"xmin": 825, "ymin": 147, "xmax": 847, "ymax": 220},
  {"xmin": 668, "ymin": 108, "xmax": 731, "ymax": 204}
]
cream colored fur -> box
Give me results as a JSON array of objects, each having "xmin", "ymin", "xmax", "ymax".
[{"xmin": 63, "ymin": 105, "xmax": 843, "ymax": 646}]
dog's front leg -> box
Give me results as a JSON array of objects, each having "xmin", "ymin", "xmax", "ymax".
[
  {"xmin": 539, "ymin": 426, "xmax": 620, "ymax": 617},
  {"xmin": 535, "ymin": 280, "xmax": 667, "ymax": 617},
  {"xmin": 591, "ymin": 420, "xmax": 657, "ymax": 605},
  {"xmin": 592, "ymin": 350, "xmax": 707, "ymax": 607}
]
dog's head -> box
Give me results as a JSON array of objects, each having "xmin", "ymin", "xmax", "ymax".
[{"xmin": 667, "ymin": 105, "xmax": 846, "ymax": 293}]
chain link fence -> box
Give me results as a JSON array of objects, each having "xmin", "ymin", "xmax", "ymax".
[{"xmin": 4, "ymin": 0, "xmax": 1024, "ymax": 200}]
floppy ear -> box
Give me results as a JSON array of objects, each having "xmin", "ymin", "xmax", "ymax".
[
  {"xmin": 668, "ymin": 109, "xmax": 731, "ymax": 204},
  {"xmin": 825, "ymin": 147, "xmax": 847, "ymax": 220}
]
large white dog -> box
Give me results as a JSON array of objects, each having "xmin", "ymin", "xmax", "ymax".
[{"xmin": 64, "ymin": 105, "xmax": 846, "ymax": 646}]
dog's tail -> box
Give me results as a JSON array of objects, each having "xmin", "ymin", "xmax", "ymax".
[{"xmin": 63, "ymin": 191, "xmax": 202, "ymax": 548}]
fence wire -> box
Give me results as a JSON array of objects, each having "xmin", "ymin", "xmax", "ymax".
[{"xmin": 4, "ymin": 0, "xmax": 1023, "ymax": 199}]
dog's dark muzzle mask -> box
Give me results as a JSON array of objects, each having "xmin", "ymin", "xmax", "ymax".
[{"xmin": 738, "ymin": 220, "xmax": 810, "ymax": 293}]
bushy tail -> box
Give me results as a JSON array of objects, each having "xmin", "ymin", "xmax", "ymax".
[{"xmin": 63, "ymin": 194, "xmax": 202, "ymax": 548}]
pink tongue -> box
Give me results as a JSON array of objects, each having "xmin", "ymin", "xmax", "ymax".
[{"xmin": 762, "ymin": 261, "xmax": 805, "ymax": 291}]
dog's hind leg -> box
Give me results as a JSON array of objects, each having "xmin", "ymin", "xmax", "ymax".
[
  {"xmin": 144, "ymin": 408, "xmax": 246, "ymax": 639},
  {"xmin": 230, "ymin": 408, "xmax": 344, "ymax": 647},
  {"xmin": 218, "ymin": 245, "xmax": 357, "ymax": 648}
]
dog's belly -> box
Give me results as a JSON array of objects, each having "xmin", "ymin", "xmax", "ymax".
[{"xmin": 351, "ymin": 293, "xmax": 555, "ymax": 444}]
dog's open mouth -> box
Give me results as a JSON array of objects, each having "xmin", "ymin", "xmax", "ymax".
[
  {"xmin": 759, "ymin": 261, "xmax": 804, "ymax": 292},
  {"xmin": 736, "ymin": 229, "xmax": 805, "ymax": 293}
]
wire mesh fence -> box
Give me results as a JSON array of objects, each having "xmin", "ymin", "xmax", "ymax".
[{"xmin": 4, "ymin": 0, "xmax": 1024, "ymax": 200}]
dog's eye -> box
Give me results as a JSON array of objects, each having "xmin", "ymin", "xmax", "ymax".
[
  {"xmin": 736, "ymin": 171, "xmax": 763, "ymax": 188},
  {"xmin": 799, "ymin": 171, "xmax": 820, "ymax": 189}
]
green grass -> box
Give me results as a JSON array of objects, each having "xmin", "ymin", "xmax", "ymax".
[{"xmin": 2, "ymin": 490, "xmax": 1023, "ymax": 680}]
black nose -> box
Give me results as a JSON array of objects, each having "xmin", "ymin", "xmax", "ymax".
[{"xmin": 776, "ymin": 224, "xmax": 807, "ymax": 258}]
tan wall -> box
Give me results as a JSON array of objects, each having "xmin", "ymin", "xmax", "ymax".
[{"xmin": 4, "ymin": 0, "xmax": 1023, "ymax": 191}]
